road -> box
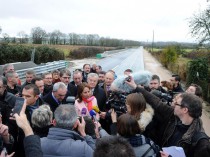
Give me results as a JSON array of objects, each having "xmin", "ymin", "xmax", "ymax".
[
  {"xmin": 71, "ymin": 47, "xmax": 210, "ymax": 136},
  {"xmin": 97, "ymin": 47, "xmax": 145, "ymax": 76}
]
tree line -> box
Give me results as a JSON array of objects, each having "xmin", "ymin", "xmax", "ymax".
[{"xmin": 0, "ymin": 26, "xmax": 140, "ymax": 47}]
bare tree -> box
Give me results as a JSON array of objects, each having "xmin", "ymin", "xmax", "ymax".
[
  {"xmin": 189, "ymin": 6, "xmax": 210, "ymax": 44},
  {"xmin": 17, "ymin": 31, "xmax": 28, "ymax": 43},
  {"xmin": 31, "ymin": 27, "xmax": 47, "ymax": 44}
]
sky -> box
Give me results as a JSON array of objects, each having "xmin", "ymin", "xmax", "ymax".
[{"xmin": 0, "ymin": 0, "xmax": 208, "ymax": 42}]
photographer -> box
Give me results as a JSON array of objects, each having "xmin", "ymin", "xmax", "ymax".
[{"xmin": 126, "ymin": 76, "xmax": 210, "ymax": 157}]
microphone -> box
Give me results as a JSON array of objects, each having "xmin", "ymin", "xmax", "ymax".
[
  {"xmin": 81, "ymin": 108, "xmax": 87, "ymax": 116},
  {"xmin": 89, "ymin": 110, "xmax": 97, "ymax": 121},
  {"xmin": 110, "ymin": 71, "xmax": 152, "ymax": 93},
  {"xmin": 92, "ymin": 105, "xmax": 101, "ymax": 114}
]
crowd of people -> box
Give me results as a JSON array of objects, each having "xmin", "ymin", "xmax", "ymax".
[{"xmin": 0, "ymin": 62, "xmax": 209, "ymax": 157}]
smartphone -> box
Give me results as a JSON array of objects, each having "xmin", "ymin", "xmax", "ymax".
[
  {"xmin": 77, "ymin": 116, "xmax": 82, "ymax": 123},
  {"xmin": 13, "ymin": 97, "xmax": 24, "ymax": 115}
]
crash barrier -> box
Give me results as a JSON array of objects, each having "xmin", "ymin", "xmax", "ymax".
[{"xmin": 16, "ymin": 60, "xmax": 67, "ymax": 80}]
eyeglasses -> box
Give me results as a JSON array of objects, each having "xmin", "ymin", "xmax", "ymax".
[{"xmin": 174, "ymin": 103, "xmax": 183, "ymax": 107}]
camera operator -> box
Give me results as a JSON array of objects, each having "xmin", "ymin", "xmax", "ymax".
[{"xmin": 147, "ymin": 75, "xmax": 174, "ymax": 105}]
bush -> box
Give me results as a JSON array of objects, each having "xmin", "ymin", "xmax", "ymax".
[
  {"xmin": 160, "ymin": 46, "xmax": 178, "ymax": 68},
  {"xmin": 68, "ymin": 46, "xmax": 115, "ymax": 59},
  {"xmin": 0, "ymin": 43, "xmax": 64, "ymax": 64}
]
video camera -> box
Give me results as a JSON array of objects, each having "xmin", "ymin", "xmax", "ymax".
[
  {"xmin": 106, "ymin": 91, "xmax": 128, "ymax": 116},
  {"xmin": 150, "ymin": 90, "xmax": 180, "ymax": 105},
  {"xmin": 66, "ymin": 96, "xmax": 75, "ymax": 105}
]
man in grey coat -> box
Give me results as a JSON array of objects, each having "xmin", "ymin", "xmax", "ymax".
[{"xmin": 41, "ymin": 105, "xmax": 95, "ymax": 157}]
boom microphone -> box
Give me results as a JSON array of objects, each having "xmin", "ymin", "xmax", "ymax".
[{"xmin": 111, "ymin": 71, "xmax": 152, "ymax": 93}]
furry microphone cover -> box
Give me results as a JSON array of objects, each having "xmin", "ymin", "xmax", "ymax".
[{"xmin": 111, "ymin": 71, "xmax": 152, "ymax": 93}]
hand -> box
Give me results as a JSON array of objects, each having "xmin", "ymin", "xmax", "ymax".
[
  {"xmin": 0, "ymin": 123, "xmax": 9, "ymax": 136},
  {"xmin": 94, "ymin": 121, "xmax": 101, "ymax": 138},
  {"xmin": 77, "ymin": 116, "xmax": 86, "ymax": 137},
  {"xmin": 0, "ymin": 149, "xmax": 15, "ymax": 157},
  {"xmin": 111, "ymin": 109, "xmax": 117, "ymax": 123},
  {"xmin": 99, "ymin": 112, "xmax": 106, "ymax": 119},
  {"xmin": 13, "ymin": 99, "xmax": 33, "ymax": 137},
  {"xmin": 125, "ymin": 76, "xmax": 137, "ymax": 89},
  {"xmin": 160, "ymin": 151, "xmax": 170, "ymax": 157}
]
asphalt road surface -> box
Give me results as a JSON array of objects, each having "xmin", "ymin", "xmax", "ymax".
[{"xmin": 97, "ymin": 47, "xmax": 145, "ymax": 76}]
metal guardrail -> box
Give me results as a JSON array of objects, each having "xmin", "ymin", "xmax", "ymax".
[{"xmin": 16, "ymin": 60, "xmax": 67, "ymax": 80}]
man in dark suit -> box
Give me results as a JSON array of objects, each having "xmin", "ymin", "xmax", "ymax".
[
  {"xmin": 59, "ymin": 69, "xmax": 77, "ymax": 102},
  {"xmin": 43, "ymin": 82, "xmax": 67, "ymax": 113},
  {"xmin": 70, "ymin": 70, "xmax": 83, "ymax": 95},
  {"xmin": 82, "ymin": 64, "xmax": 91, "ymax": 82}
]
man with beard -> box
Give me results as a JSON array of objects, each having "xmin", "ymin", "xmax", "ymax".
[{"xmin": 5, "ymin": 71, "xmax": 21, "ymax": 96}]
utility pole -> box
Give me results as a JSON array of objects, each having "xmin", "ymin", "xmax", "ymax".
[
  {"xmin": 152, "ymin": 30, "xmax": 154, "ymax": 52},
  {"xmin": 31, "ymin": 48, "xmax": 35, "ymax": 62}
]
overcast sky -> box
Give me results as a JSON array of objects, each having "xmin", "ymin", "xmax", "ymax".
[{"xmin": 0, "ymin": 0, "xmax": 208, "ymax": 42}]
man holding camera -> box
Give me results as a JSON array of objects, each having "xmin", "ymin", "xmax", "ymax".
[
  {"xmin": 126, "ymin": 76, "xmax": 210, "ymax": 157},
  {"xmin": 41, "ymin": 105, "xmax": 95, "ymax": 156}
]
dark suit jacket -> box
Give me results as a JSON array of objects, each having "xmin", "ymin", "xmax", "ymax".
[
  {"xmin": 62, "ymin": 83, "xmax": 77, "ymax": 104},
  {"xmin": 93, "ymin": 85, "xmax": 107, "ymax": 111},
  {"xmin": 43, "ymin": 92, "xmax": 60, "ymax": 113}
]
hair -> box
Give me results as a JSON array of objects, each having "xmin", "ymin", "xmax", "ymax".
[
  {"xmin": 24, "ymin": 84, "xmax": 40, "ymax": 96},
  {"xmin": 83, "ymin": 64, "xmax": 91, "ymax": 69},
  {"xmin": 5, "ymin": 71, "xmax": 15, "ymax": 79},
  {"xmin": 180, "ymin": 93, "xmax": 202, "ymax": 118},
  {"xmin": 105, "ymin": 71, "xmax": 115, "ymax": 78},
  {"xmin": 52, "ymin": 69, "xmax": 60, "ymax": 74},
  {"xmin": 26, "ymin": 70, "xmax": 36, "ymax": 76},
  {"xmin": 3, "ymin": 63, "xmax": 14, "ymax": 72},
  {"xmin": 60, "ymin": 69, "xmax": 71, "ymax": 77},
  {"xmin": 54, "ymin": 105, "xmax": 78, "ymax": 130},
  {"xmin": 42, "ymin": 72, "xmax": 52, "ymax": 79},
  {"xmin": 0, "ymin": 76, "xmax": 7, "ymax": 87},
  {"xmin": 117, "ymin": 114, "xmax": 141, "ymax": 137},
  {"xmin": 151, "ymin": 74, "xmax": 160, "ymax": 83},
  {"xmin": 124, "ymin": 69, "xmax": 133, "ymax": 73},
  {"xmin": 73, "ymin": 70, "xmax": 82, "ymax": 76},
  {"xmin": 190, "ymin": 83, "xmax": 203, "ymax": 97},
  {"xmin": 94, "ymin": 136, "xmax": 135, "ymax": 157},
  {"xmin": 83, "ymin": 116, "xmax": 96, "ymax": 137},
  {"xmin": 53, "ymin": 82, "xmax": 67, "ymax": 92},
  {"xmin": 31, "ymin": 77, "xmax": 43, "ymax": 84},
  {"xmin": 74, "ymin": 69, "xmax": 83, "ymax": 72},
  {"xmin": 77, "ymin": 82, "xmax": 91, "ymax": 103},
  {"xmin": 98, "ymin": 71, "xmax": 106, "ymax": 75},
  {"xmin": 87, "ymin": 73, "xmax": 99, "ymax": 80},
  {"xmin": 96, "ymin": 65, "xmax": 102, "ymax": 70},
  {"xmin": 31, "ymin": 105, "xmax": 53, "ymax": 128},
  {"xmin": 172, "ymin": 74, "xmax": 181, "ymax": 82},
  {"xmin": 126, "ymin": 93, "xmax": 146, "ymax": 119}
]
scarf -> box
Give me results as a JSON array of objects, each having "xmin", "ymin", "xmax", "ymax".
[
  {"xmin": 82, "ymin": 96, "xmax": 95, "ymax": 111},
  {"xmin": 128, "ymin": 134, "xmax": 145, "ymax": 147}
]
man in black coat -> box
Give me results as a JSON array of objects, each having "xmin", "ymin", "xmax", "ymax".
[
  {"xmin": 127, "ymin": 77, "xmax": 210, "ymax": 157},
  {"xmin": 43, "ymin": 82, "xmax": 67, "ymax": 113}
]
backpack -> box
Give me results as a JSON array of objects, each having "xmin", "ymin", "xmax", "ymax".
[{"xmin": 141, "ymin": 138, "xmax": 161, "ymax": 157}]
